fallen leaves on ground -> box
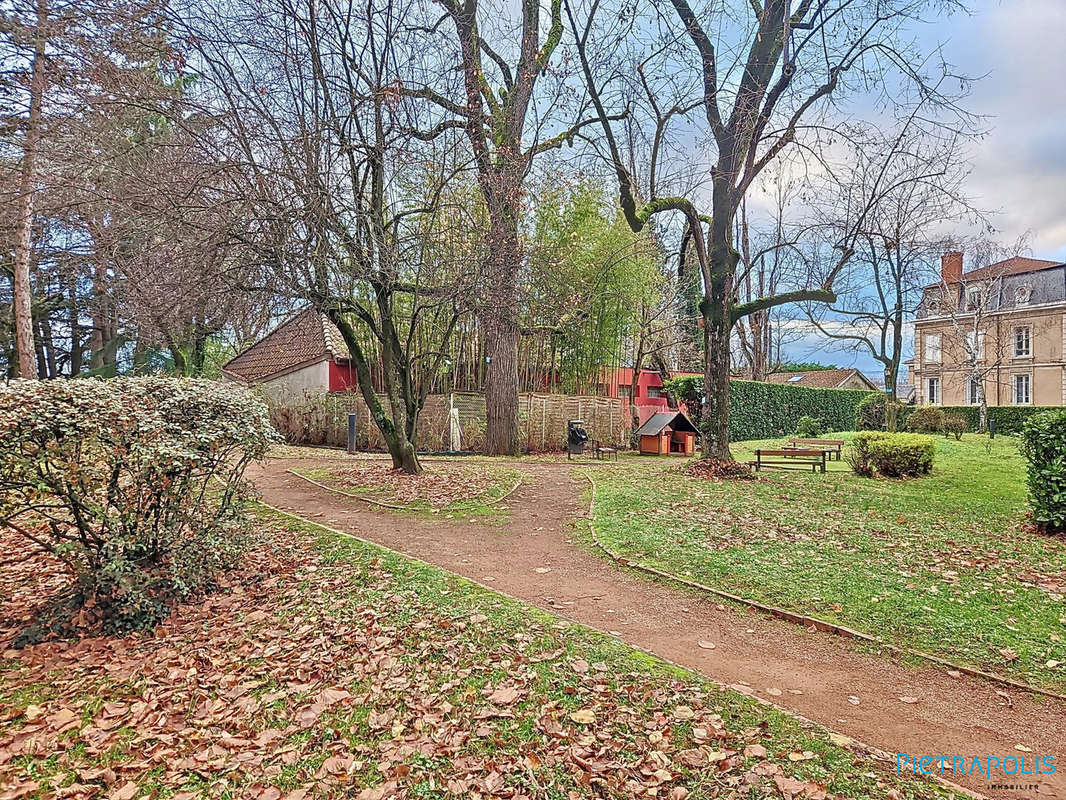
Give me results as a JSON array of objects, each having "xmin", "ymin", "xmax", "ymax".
[
  {"xmin": 680, "ymin": 459, "xmax": 757, "ymax": 482},
  {"xmin": 325, "ymin": 462, "xmax": 518, "ymax": 508},
  {"xmin": 1, "ymin": 520, "xmax": 941, "ymax": 800}
]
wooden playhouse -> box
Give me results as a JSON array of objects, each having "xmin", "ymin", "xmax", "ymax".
[{"xmin": 634, "ymin": 411, "xmax": 699, "ymax": 456}]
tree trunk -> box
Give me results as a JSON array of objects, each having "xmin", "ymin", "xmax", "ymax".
[
  {"xmin": 702, "ymin": 180, "xmax": 738, "ymax": 461},
  {"xmin": 750, "ymin": 310, "xmax": 769, "ymax": 381},
  {"xmin": 884, "ymin": 367, "xmax": 899, "ymax": 432},
  {"xmin": 978, "ymin": 389, "xmax": 988, "ymax": 434},
  {"xmin": 328, "ymin": 310, "xmax": 423, "ymax": 474},
  {"xmin": 12, "ymin": 0, "xmax": 47, "ymax": 380},
  {"xmin": 170, "ymin": 345, "xmax": 188, "ymax": 376},
  {"xmin": 701, "ymin": 285, "xmax": 733, "ymax": 460},
  {"xmin": 67, "ymin": 284, "xmax": 82, "ymax": 375},
  {"xmin": 629, "ymin": 335, "xmax": 645, "ymax": 450},
  {"xmin": 482, "ymin": 203, "xmax": 521, "ymax": 456},
  {"xmin": 392, "ymin": 437, "xmax": 421, "ymax": 474}
]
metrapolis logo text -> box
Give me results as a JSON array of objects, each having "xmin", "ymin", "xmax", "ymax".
[{"xmin": 896, "ymin": 753, "xmax": 1056, "ymax": 779}]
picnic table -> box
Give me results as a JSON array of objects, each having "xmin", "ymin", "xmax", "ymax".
[
  {"xmin": 750, "ymin": 448, "xmax": 827, "ymax": 473},
  {"xmin": 787, "ymin": 438, "xmax": 844, "ymax": 460}
]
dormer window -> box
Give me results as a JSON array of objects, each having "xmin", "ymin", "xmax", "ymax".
[
  {"xmin": 1014, "ymin": 283, "xmax": 1033, "ymax": 305},
  {"xmin": 966, "ymin": 286, "xmax": 982, "ymax": 310}
]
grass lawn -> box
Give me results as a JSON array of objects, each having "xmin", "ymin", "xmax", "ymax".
[
  {"xmin": 0, "ymin": 512, "xmax": 964, "ymax": 799},
  {"xmin": 587, "ymin": 434, "xmax": 1066, "ymax": 691},
  {"xmin": 289, "ymin": 459, "xmax": 524, "ymax": 523}
]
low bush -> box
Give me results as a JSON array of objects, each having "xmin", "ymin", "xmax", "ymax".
[
  {"xmin": 1020, "ymin": 409, "xmax": 1066, "ymax": 533},
  {"xmin": 847, "ymin": 431, "xmax": 935, "ymax": 478},
  {"xmin": 941, "ymin": 413, "xmax": 968, "ymax": 441},
  {"xmin": 793, "ymin": 415, "xmax": 824, "ymax": 438},
  {"xmin": 0, "ymin": 377, "xmax": 279, "ymax": 634},
  {"xmin": 936, "ymin": 405, "xmax": 1066, "ymax": 435},
  {"xmin": 905, "ymin": 404, "xmax": 944, "ymax": 434},
  {"xmin": 845, "ymin": 432, "xmax": 883, "ymax": 477}
]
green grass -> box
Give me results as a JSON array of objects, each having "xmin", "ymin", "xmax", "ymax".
[{"xmin": 588, "ymin": 434, "xmax": 1066, "ymax": 691}]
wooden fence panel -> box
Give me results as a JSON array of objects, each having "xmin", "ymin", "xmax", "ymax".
[{"xmin": 267, "ymin": 390, "xmax": 629, "ymax": 453}]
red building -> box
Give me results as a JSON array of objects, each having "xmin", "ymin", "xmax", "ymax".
[{"xmin": 599, "ymin": 367, "xmax": 702, "ymax": 425}]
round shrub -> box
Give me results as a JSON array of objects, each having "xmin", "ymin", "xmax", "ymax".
[
  {"xmin": 1020, "ymin": 409, "xmax": 1066, "ymax": 533},
  {"xmin": 856, "ymin": 393, "xmax": 904, "ymax": 431},
  {"xmin": 941, "ymin": 413, "xmax": 968, "ymax": 441},
  {"xmin": 0, "ymin": 377, "xmax": 280, "ymax": 634},
  {"xmin": 793, "ymin": 415, "xmax": 824, "ymax": 438},
  {"xmin": 905, "ymin": 405, "xmax": 945, "ymax": 434},
  {"xmin": 847, "ymin": 431, "xmax": 934, "ymax": 478}
]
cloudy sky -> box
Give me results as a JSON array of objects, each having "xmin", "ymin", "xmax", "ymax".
[{"xmin": 782, "ymin": 0, "xmax": 1066, "ymax": 376}]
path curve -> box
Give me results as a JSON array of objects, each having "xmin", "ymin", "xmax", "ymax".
[{"xmin": 249, "ymin": 457, "xmax": 1064, "ymax": 800}]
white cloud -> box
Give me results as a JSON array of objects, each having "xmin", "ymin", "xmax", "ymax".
[{"xmin": 947, "ymin": 0, "xmax": 1066, "ymax": 259}]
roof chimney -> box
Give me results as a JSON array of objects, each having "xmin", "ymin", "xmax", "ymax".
[{"xmin": 941, "ymin": 251, "xmax": 963, "ymax": 284}]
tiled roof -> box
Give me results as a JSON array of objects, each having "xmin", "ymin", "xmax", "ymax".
[
  {"xmin": 763, "ymin": 369, "xmax": 874, "ymax": 390},
  {"xmin": 222, "ymin": 308, "xmax": 349, "ymax": 382},
  {"xmin": 928, "ymin": 256, "xmax": 1064, "ymax": 288},
  {"xmin": 961, "ymin": 256, "xmax": 1061, "ymax": 282}
]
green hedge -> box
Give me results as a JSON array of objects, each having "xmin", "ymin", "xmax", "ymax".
[
  {"xmin": 937, "ymin": 405, "xmax": 1066, "ymax": 435},
  {"xmin": 1021, "ymin": 410, "xmax": 1066, "ymax": 532},
  {"xmin": 665, "ymin": 376, "xmax": 875, "ymax": 442},
  {"xmin": 729, "ymin": 380, "xmax": 874, "ymax": 441}
]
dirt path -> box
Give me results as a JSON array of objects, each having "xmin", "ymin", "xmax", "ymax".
[{"xmin": 249, "ymin": 457, "xmax": 1065, "ymax": 800}]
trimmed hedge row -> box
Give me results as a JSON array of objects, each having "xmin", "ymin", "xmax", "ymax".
[
  {"xmin": 665, "ymin": 376, "xmax": 875, "ymax": 442},
  {"xmin": 937, "ymin": 405, "xmax": 1066, "ymax": 435},
  {"xmin": 729, "ymin": 380, "xmax": 874, "ymax": 441}
]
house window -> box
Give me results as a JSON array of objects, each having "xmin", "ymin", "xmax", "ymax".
[
  {"xmin": 923, "ymin": 333, "xmax": 941, "ymax": 364},
  {"xmin": 964, "ymin": 330, "xmax": 985, "ymax": 360},
  {"xmin": 968, "ymin": 379, "xmax": 981, "ymax": 405},
  {"xmin": 1014, "ymin": 325, "xmax": 1031, "ymax": 357},
  {"xmin": 966, "ymin": 286, "xmax": 982, "ymax": 310},
  {"xmin": 1013, "ymin": 374, "xmax": 1031, "ymax": 405},
  {"xmin": 926, "ymin": 377, "xmax": 941, "ymax": 405},
  {"xmin": 646, "ymin": 386, "xmax": 662, "ymax": 399}
]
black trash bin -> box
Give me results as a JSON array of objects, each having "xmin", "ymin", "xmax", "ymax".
[{"xmin": 567, "ymin": 419, "xmax": 589, "ymax": 459}]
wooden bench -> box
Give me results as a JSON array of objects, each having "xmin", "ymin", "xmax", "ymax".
[
  {"xmin": 751, "ymin": 448, "xmax": 827, "ymax": 473},
  {"xmin": 788, "ymin": 438, "xmax": 844, "ymax": 460}
]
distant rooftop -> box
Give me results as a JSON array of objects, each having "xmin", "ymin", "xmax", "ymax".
[
  {"xmin": 222, "ymin": 308, "xmax": 349, "ymax": 383},
  {"xmin": 761, "ymin": 368, "xmax": 877, "ymax": 391}
]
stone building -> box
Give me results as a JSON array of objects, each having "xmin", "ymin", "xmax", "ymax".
[{"xmin": 909, "ymin": 251, "xmax": 1066, "ymax": 407}]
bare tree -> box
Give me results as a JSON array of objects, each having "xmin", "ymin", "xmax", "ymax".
[
  {"xmin": 808, "ymin": 125, "xmax": 974, "ymax": 429},
  {"xmin": 733, "ymin": 182, "xmax": 809, "ymax": 381},
  {"xmin": 6, "ymin": 0, "xmax": 47, "ymax": 377},
  {"xmin": 566, "ymin": 0, "xmax": 970, "ymax": 460},
  {"xmin": 407, "ymin": 0, "xmax": 614, "ymax": 454},
  {"xmin": 182, "ymin": 0, "xmax": 479, "ymax": 473},
  {"xmin": 1, "ymin": 0, "xmax": 178, "ymax": 377},
  {"xmin": 932, "ymin": 242, "xmax": 1031, "ymax": 432}
]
